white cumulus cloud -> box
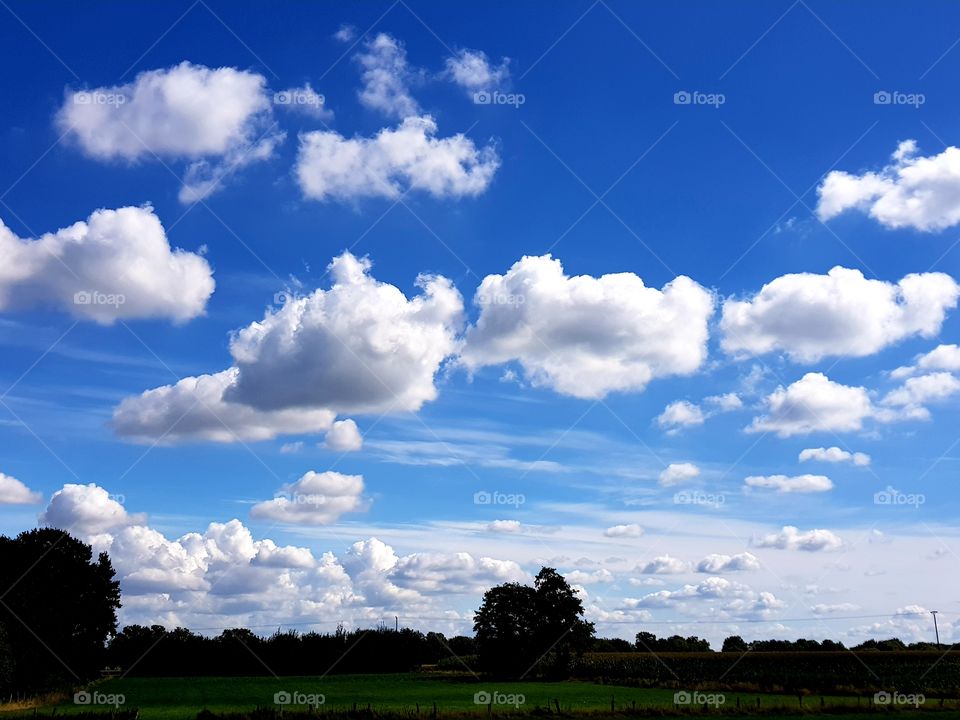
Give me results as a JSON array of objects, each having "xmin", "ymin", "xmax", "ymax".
[
  {"xmin": 250, "ymin": 471, "xmax": 367, "ymax": 525},
  {"xmin": 325, "ymin": 419, "xmax": 363, "ymax": 452},
  {"xmin": 445, "ymin": 49, "xmax": 510, "ymax": 93},
  {"xmin": 659, "ymin": 462, "xmax": 701, "ymax": 487},
  {"xmin": 114, "ymin": 252, "xmax": 462, "ymax": 443},
  {"xmin": 817, "ymin": 140, "xmax": 960, "ymax": 231},
  {"xmin": 721, "ymin": 267, "xmax": 959, "ymax": 362},
  {"xmin": 696, "ymin": 552, "xmax": 760, "ymax": 573},
  {"xmin": 461, "ymin": 255, "xmax": 715, "ymax": 399},
  {"xmin": 0, "ymin": 473, "xmax": 41, "ymax": 505},
  {"xmin": 355, "ymin": 33, "xmax": 420, "ymax": 119},
  {"xmin": 296, "ymin": 115, "xmax": 499, "ymax": 202},
  {"xmin": 799, "ymin": 446, "xmax": 871, "ymax": 466},
  {"xmin": 752, "ymin": 525, "xmax": 843, "ymax": 551},
  {"xmin": 0, "ymin": 206, "xmax": 213, "ymax": 324},
  {"xmin": 747, "ymin": 372, "xmax": 874, "ymax": 437},
  {"xmin": 57, "ymin": 62, "xmax": 282, "ymax": 202},
  {"xmin": 639, "ymin": 554, "xmax": 692, "ymax": 574},
  {"xmin": 39, "ymin": 483, "xmax": 145, "ymax": 534}
]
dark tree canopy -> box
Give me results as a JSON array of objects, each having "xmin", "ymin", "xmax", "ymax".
[
  {"xmin": 473, "ymin": 567, "xmax": 594, "ymax": 678},
  {"xmin": 0, "ymin": 528, "xmax": 120, "ymax": 693},
  {"xmin": 636, "ymin": 631, "xmax": 712, "ymax": 652}
]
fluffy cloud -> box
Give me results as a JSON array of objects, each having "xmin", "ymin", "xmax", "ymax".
[
  {"xmin": 604, "ymin": 523, "xmax": 644, "ymax": 538},
  {"xmin": 445, "ymin": 49, "xmax": 510, "ymax": 93},
  {"xmin": 39, "ymin": 483, "xmax": 144, "ymax": 534},
  {"xmin": 747, "ymin": 373, "xmax": 874, "ymax": 437},
  {"xmin": 696, "ymin": 552, "xmax": 760, "ymax": 573},
  {"xmin": 325, "ymin": 419, "xmax": 363, "ymax": 452},
  {"xmin": 882, "ymin": 372, "xmax": 960, "ymax": 411},
  {"xmin": 112, "ymin": 368, "xmax": 336, "ymax": 443},
  {"xmin": 657, "ymin": 394, "xmax": 742, "ymax": 434},
  {"xmin": 721, "ymin": 267, "xmax": 959, "ymax": 362},
  {"xmin": 226, "ymin": 253, "xmax": 462, "ymax": 414},
  {"xmin": 250, "ymin": 471, "xmax": 367, "ymax": 525},
  {"xmin": 57, "ymin": 62, "xmax": 282, "ymax": 202},
  {"xmin": 817, "ymin": 140, "xmax": 960, "ymax": 231},
  {"xmin": 461, "ymin": 255, "xmax": 714, "ymax": 399},
  {"xmin": 0, "ymin": 473, "xmax": 41, "ymax": 505},
  {"xmin": 37, "ymin": 483, "xmax": 520, "ymax": 629},
  {"xmin": 744, "ymin": 474, "xmax": 834, "ymax": 493},
  {"xmin": 296, "ymin": 115, "xmax": 499, "ymax": 201},
  {"xmin": 0, "ymin": 206, "xmax": 213, "ymax": 324},
  {"xmin": 629, "ymin": 577, "xmax": 784, "ymax": 619},
  {"xmin": 487, "ymin": 520, "xmax": 521, "ymax": 533},
  {"xmin": 799, "ymin": 446, "xmax": 871, "ymax": 466},
  {"xmin": 659, "ymin": 463, "xmax": 701, "ymax": 487},
  {"xmin": 706, "ymin": 393, "xmax": 743, "ymax": 411},
  {"xmin": 752, "ymin": 525, "xmax": 843, "ymax": 551},
  {"xmin": 639, "ymin": 554, "xmax": 691, "ymax": 574},
  {"xmin": 355, "ymin": 34, "xmax": 419, "ymax": 119},
  {"xmin": 892, "ymin": 344, "xmax": 960, "ymax": 378},
  {"xmin": 656, "ymin": 400, "xmax": 704, "ymax": 431},
  {"xmin": 114, "ymin": 253, "xmax": 462, "ymax": 443}
]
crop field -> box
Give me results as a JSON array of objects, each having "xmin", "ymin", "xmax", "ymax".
[{"xmin": 6, "ymin": 674, "xmax": 960, "ymax": 720}]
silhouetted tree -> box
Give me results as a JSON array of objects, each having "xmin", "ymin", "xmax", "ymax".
[
  {"xmin": 0, "ymin": 528, "xmax": 120, "ymax": 693},
  {"xmin": 474, "ymin": 567, "xmax": 594, "ymax": 678},
  {"xmin": 722, "ymin": 635, "xmax": 749, "ymax": 652}
]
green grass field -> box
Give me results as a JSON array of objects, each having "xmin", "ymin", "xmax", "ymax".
[{"xmin": 7, "ymin": 675, "xmax": 956, "ymax": 720}]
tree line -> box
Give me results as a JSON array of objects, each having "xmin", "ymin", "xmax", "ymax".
[{"xmin": 0, "ymin": 529, "xmax": 949, "ymax": 695}]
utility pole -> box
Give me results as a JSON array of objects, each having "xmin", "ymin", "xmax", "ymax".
[
  {"xmin": 931, "ymin": 611, "xmax": 941, "ymax": 649},
  {"xmin": 395, "ymin": 615, "xmax": 399, "ymax": 632}
]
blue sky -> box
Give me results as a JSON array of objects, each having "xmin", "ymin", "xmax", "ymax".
[{"xmin": 1, "ymin": 0, "xmax": 960, "ymax": 645}]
